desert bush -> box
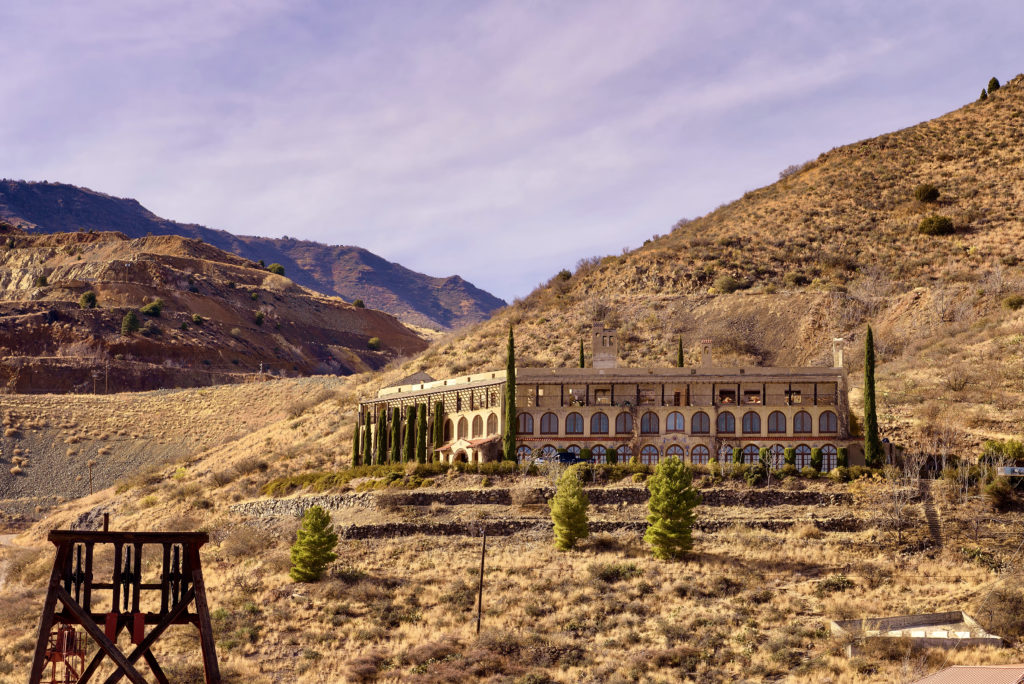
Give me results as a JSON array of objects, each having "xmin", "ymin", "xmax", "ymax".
[
  {"xmin": 34, "ymin": 274, "xmax": 47, "ymax": 287},
  {"xmin": 221, "ymin": 527, "xmax": 265, "ymax": 559},
  {"xmin": 588, "ymin": 562, "xmax": 640, "ymax": 583},
  {"xmin": 353, "ymin": 299, "xmax": 365, "ymax": 308},
  {"xmin": 783, "ymin": 271, "xmax": 810, "ymax": 287},
  {"xmin": 815, "ymin": 574, "xmax": 853, "ymax": 597},
  {"xmin": 984, "ymin": 477, "xmax": 1014, "ymax": 511},
  {"xmin": 367, "ymin": 337, "xmax": 382, "ymax": 351},
  {"xmin": 976, "ymin": 588, "xmax": 1024, "ymax": 641},
  {"xmin": 800, "ymin": 466, "xmax": 819, "ymax": 479},
  {"xmin": 713, "ymin": 274, "xmax": 748, "ymax": 293},
  {"xmin": 918, "ymin": 215, "xmax": 954, "ymax": 236},
  {"xmin": 254, "ymin": 311, "xmax": 265, "ymax": 326},
  {"xmin": 230, "ymin": 327, "xmax": 242, "ymax": 337},
  {"xmin": 79, "ymin": 291, "xmax": 97, "ymax": 309},
  {"xmin": 914, "ymin": 183, "xmax": 940, "ymax": 202},
  {"xmin": 1004, "ymin": 294, "xmax": 1024, "ymax": 311},
  {"xmin": 140, "ymin": 298, "xmax": 164, "ymax": 316},
  {"xmin": 191, "ymin": 313, "xmax": 204, "ymax": 325},
  {"xmin": 121, "ymin": 311, "xmax": 140, "ymax": 335},
  {"xmin": 267, "ymin": 263, "xmax": 285, "ymax": 275}
]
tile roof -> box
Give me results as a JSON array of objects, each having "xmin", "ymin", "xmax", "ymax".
[{"xmin": 912, "ymin": 665, "xmax": 1024, "ymax": 684}]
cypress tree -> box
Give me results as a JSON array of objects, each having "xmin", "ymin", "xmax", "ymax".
[
  {"xmin": 810, "ymin": 447, "xmax": 823, "ymax": 472},
  {"xmin": 550, "ymin": 465, "xmax": 589, "ymax": 551},
  {"xmin": 503, "ymin": 326, "xmax": 517, "ymax": 461},
  {"xmin": 979, "ymin": 89, "xmax": 988, "ymax": 101},
  {"xmin": 375, "ymin": 412, "xmax": 387, "ymax": 465},
  {"xmin": 433, "ymin": 400, "xmax": 445, "ymax": 451},
  {"xmin": 988, "ymin": 77, "xmax": 1001, "ymax": 94},
  {"xmin": 362, "ymin": 411, "xmax": 372, "ymax": 462},
  {"xmin": 351, "ymin": 426, "xmax": 361, "ymax": 467},
  {"xmin": 579, "ymin": 339, "xmax": 585, "ymax": 368},
  {"xmin": 864, "ymin": 325, "xmax": 883, "ymax": 468},
  {"xmin": 289, "ymin": 505, "xmax": 338, "ymax": 582},
  {"xmin": 677, "ymin": 338, "xmax": 684, "ymax": 367},
  {"xmin": 390, "ymin": 407, "xmax": 401, "ymax": 463},
  {"xmin": 837, "ymin": 446, "xmax": 849, "ymax": 468},
  {"xmin": 644, "ymin": 456, "xmax": 701, "ymax": 560},
  {"xmin": 416, "ymin": 404, "xmax": 428, "ymax": 463},
  {"xmin": 784, "ymin": 447, "xmax": 795, "ymax": 466},
  {"xmin": 758, "ymin": 446, "xmax": 771, "ymax": 472},
  {"xmin": 404, "ymin": 405, "xmax": 416, "ymax": 462},
  {"xmin": 732, "ymin": 447, "xmax": 743, "ymax": 465}
]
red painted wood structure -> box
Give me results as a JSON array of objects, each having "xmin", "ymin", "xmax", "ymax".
[{"xmin": 28, "ymin": 530, "xmax": 221, "ymax": 684}]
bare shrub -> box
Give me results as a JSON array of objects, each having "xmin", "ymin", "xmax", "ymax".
[{"xmin": 220, "ymin": 527, "xmax": 266, "ymax": 559}]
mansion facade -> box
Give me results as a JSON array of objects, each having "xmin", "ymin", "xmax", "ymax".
[{"xmin": 358, "ymin": 326, "xmax": 865, "ymax": 469}]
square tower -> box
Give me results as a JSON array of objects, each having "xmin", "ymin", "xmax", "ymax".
[{"xmin": 591, "ymin": 322, "xmax": 618, "ymax": 368}]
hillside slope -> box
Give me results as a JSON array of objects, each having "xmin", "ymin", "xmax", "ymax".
[
  {"xmin": 0, "ymin": 227, "xmax": 426, "ymax": 392},
  {"xmin": 0, "ymin": 180, "xmax": 506, "ymax": 330},
  {"xmin": 380, "ymin": 75, "xmax": 1024, "ymax": 454}
]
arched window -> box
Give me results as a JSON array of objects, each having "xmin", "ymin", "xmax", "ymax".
[
  {"xmin": 795, "ymin": 444, "xmax": 812, "ymax": 468},
  {"xmin": 640, "ymin": 445, "xmax": 659, "ymax": 465},
  {"xmin": 822, "ymin": 444, "xmax": 838, "ymax": 472},
  {"xmin": 819, "ymin": 411, "xmax": 838, "ymax": 433},
  {"xmin": 616, "ymin": 444, "xmax": 632, "ymax": 461},
  {"xmin": 517, "ymin": 413, "xmax": 534, "ymax": 434},
  {"xmin": 444, "ymin": 420, "xmax": 453, "ymax": 442},
  {"xmin": 541, "ymin": 445, "xmax": 557, "ymax": 458},
  {"xmin": 767, "ymin": 411, "xmax": 786, "ymax": 434},
  {"xmin": 472, "ymin": 415, "xmax": 483, "ymax": 438},
  {"xmin": 487, "ymin": 413, "xmax": 498, "ymax": 435},
  {"xmin": 794, "ymin": 411, "xmax": 812, "ymax": 434},
  {"xmin": 590, "ymin": 412, "xmax": 609, "ymax": 435},
  {"xmin": 592, "ymin": 445, "xmax": 607, "ymax": 464},
  {"xmin": 742, "ymin": 412, "xmax": 761, "ymax": 434},
  {"xmin": 666, "ymin": 411, "xmax": 685, "ymax": 432},
  {"xmin": 565, "ymin": 412, "xmax": 584, "ymax": 435},
  {"xmin": 540, "ymin": 413, "xmax": 558, "ymax": 434},
  {"xmin": 691, "ymin": 444, "xmax": 710, "ymax": 465},
  {"xmin": 640, "ymin": 412, "xmax": 659, "ymax": 434},
  {"xmin": 457, "ymin": 417, "xmax": 468, "ymax": 439},
  {"xmin": 567, "ymin": 445, "xmax": 581, "ymax": 457},
  {"xmin": 716, "ymin": 412, "xmax": 735, "ymax": 434},
  {"xmin": 691, "ymin": 411, "xmax": 710, "ymax": 434},
  {"xmin": 743, "ymin": 444, "xmax": 760, "ymax": 464},
  {"xmin": 516, "ymin": 445, "xmax": 531, "ymax": 460},
  {"xmin": 666, "ymin": 444, "xmax": 686, "ymax": 461},
  {"xmin": 615, "ymin": 413, "xmax": 633, "ymax": 434},
  {"xmin": 769, "ymin": 444, "xmax": 785, "ymax": 469},
  {"xmin": 718, "ymin": 444, "xmax": 733, "ymax": 461}
]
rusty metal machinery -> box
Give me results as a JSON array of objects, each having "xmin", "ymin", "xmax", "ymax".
[{"xmin": 28, "ymin": 529, "xmax": 221, "ymax": 684}]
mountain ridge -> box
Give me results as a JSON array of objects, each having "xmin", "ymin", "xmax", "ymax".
[{"xmin": 0, "ymin": 179, "xmax": 505, "ymax": 330}]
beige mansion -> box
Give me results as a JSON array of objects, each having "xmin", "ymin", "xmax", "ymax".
[{"xmin": 359, "ymin": 324, "xmax": 864, "ymax": 469}]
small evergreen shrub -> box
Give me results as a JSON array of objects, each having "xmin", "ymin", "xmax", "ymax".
[
  {"xmin": 35, "ymin": 275, "xmax": 47, "ymax": 287},
  {"xmin": 121, "ymin": 311, "xmax": 140, "ymax": 335},
  {"xmin": 267, "ymin": 263, "xmax": 285, "ymax": 276},
  {"xmin": 289, "ymin": 505, "xmax": 338, "ymax": 582},
  {"xmin": 550, "ymin": 465, "xmax": 589, "ymax": 551},
  {"xmin": 644, "ymin": 457, "xmax": 701, "ymax": 560},
  {"xmin": 192, "ymin": 313, "xmax": 204, "ymax": 325},
  {"xmin": 180, "ymin": 322, "xmax": 189, "ymax": 330},
  {"xmin": 367, "ymin": 337, "xmax": 382, "ymax": 351},
  {"xmin": 918, "ymin": 215, "xmax": 954, "ymax": 236},
  {"xmin": 140, "ymin": 299, "xmax": 164, "ymax": 316},
  {"xmin": 1004, "ymin": 295, "xmax": 1024, "ymax": 311},
  {"xmin": 810, "ymin": 447, "xmax": 823, "ymax": 472},
  {"xmin": 988, "ymin": 76, "xmax": 1001, "ymax": 94},
  {"xmin": 914, "ymin": 183, "xmax": 939, "ymax": 202},
  {"xmin": 985, "ymin": 477, "xmax": 1014, "ymax": 511},
  {"xmin": 79, "ymin": 291, "xmax": 97, "ymax": 309},
  {"xmin": 254, "ymin": 311, "xmax": 265, "ymax": 326},
  {"xmin": 353, "ymin": 299, "xmax": 365, "ymax": 308},
  {"xmin": 783, "ymin": 447, "xmax": 796, "ymax": 466},
  {"xmin": 837, "ymin": 446, "xmax": 849, "ymax": 468},
  {"xmin": 250, "ymin": 291, "xmax": 259, "ymax": 301},
  {"xmin": 979, "ymin": 89, "xmax": 988, "ymax": 101}
]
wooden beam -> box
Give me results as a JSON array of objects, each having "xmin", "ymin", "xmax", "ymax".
[
  {"xmin": 28, "ymin": 543, "xmax": 70, "ymax": 684},
  {"xmin": 188, "ymin": 545, "xmax": 222, "ymax": 684},
  {"xmin": 102, "ymin": 588, "xmax": 196, "ymax": 684},
  {"xmin": 54, "ymin": 586, "xmax": 147, "ymax": 684}
]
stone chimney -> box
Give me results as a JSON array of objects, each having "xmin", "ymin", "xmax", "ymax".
[
  {"xmin": 700, "ymin": 339, "xmax": 712, "ymax": 367},
  {"xmin": 833, "ymin": 338, "xmax": 845, "ymax": 368},
  {"xmin": 592, "ymin": 322, "xmax": 618, "ymax": 369}
]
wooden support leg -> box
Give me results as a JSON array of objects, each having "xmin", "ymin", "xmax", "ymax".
[
  {"xmin": 188, "ymin": 545, "xmax": 221, "ymax": 684},
  {"xmin": 27, "ymin": 543, "xmax": 70, "ymax": 684},
  {"xmin": 143, "ymin": 650, "xmax": 170, "ymax": 684},
  {"xmin": 54, "ymin": 587, "xmax": 147, "ymax": 684}
]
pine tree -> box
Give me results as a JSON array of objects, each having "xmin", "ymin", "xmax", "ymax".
[
  {"xmin": 988, "ymin": 77, "xmax": 1001, "ymax": 95},
  {"xmin": 351, "ymin": 427, "xmax": 361, "ymax": 467},
  {"xmin": 362, "ymin": 412, "xmax": 372, "ymax": 462},
  {"xmin": 121, "ymin": 310, "xmax": 140, "ymax": 335},
  {"xmin": 404, "ymin": 405, "xmax": 416, "ymax": 462},
  {"xmin": 864, "ymin": 325, "xmax": 883, "ymax": 468},
  {"xmin": 550, "ymin": 465, "xmax": 589, "ymax": 550},
  {"xmin": 390, "ymin": 407, "xmax": 401, "ymax": 463},
  {"xmin": 416, "ymin": 404, "xmax": 428, "ymax": 463},
  {"xmin": 644, "ymin": 456, "xmax": 701, "ymax": 560},
  {"xmin": 579, "ymin": 339, "xmax": 585, "ymax": 368},
  {"xmin": 979, "ymin": 89, "xmax": 988, "ymax": 101},
  {"xmin": 503, "ymin": 326, "xmax": 517, "ymax": 460},
  {"xmin": 289, "ymin": 505, "xmax": 338, "ymax": 582},
  {"xmin": 375, "ymin": 412, "xmax": 387, "ymax": 465},
  {"xmin": 677, "ymin": 338, "xmax": 684, "ymax": 367}
]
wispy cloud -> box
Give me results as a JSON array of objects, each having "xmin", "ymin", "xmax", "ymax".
[{"xmin": 1, "ymin": 0, "xmax": 1021, "ymax": 299}]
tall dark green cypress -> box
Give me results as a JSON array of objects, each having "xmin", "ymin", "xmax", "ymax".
[
  {"xmin": 676, "ymin": 338, "xmax": 684, "ymax": 367},
  {"xmin": 503, "ymin": 326, "xmax": 517, "ymax": 461},
  {"xmin": 362, "ymin": 411, "xmax": 372, "ymax": 462},
  {"xmin": 579, "ymin": 339, "xmax": 585, "ymax": 368},
  {"xmin": 864, "ymin": 325, "xmax": 883, "ymax": 468},
  {"xmin": 433, "ymin": 400, "xmax": 445, "ymax": 457},
  {"xmin": 351, "ymin": 426, "xmax": 361, "ymax": 467},
  {"xmin": 390, "ymin": 407, "xmax": 401, "ymax": 463},
  {"xmin": 404, "ymin": 405, "xmax": 416, "ymax": 462},
  {"xmin": 416, "ymin": 404, "xmax": 428, "ymax": 463},
  {"xmin": 375, "ymin": 411, "xmax": 387, "ymax": 465}
]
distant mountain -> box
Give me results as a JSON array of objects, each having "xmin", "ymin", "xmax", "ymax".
[
  {"xmin": 0, "ymin": 180, "xmax": 506, "ymax": 330},
  {"xmin": 0, "ymin": 226, "xmax": 426, "ymax": 392}
]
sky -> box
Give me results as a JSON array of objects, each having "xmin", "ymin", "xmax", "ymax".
[{"xmin": 1, "ymin": 1, "xmax": 1022, "ymax": 301}]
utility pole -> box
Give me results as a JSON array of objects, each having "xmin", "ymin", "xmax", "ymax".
[
  {"xmin": 476, "ymin": 530, "xmax": 486, "ymax": 635},
  {"xmin": 87, "ymin": 460, "xmax": 96, "ymax": 495}
]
